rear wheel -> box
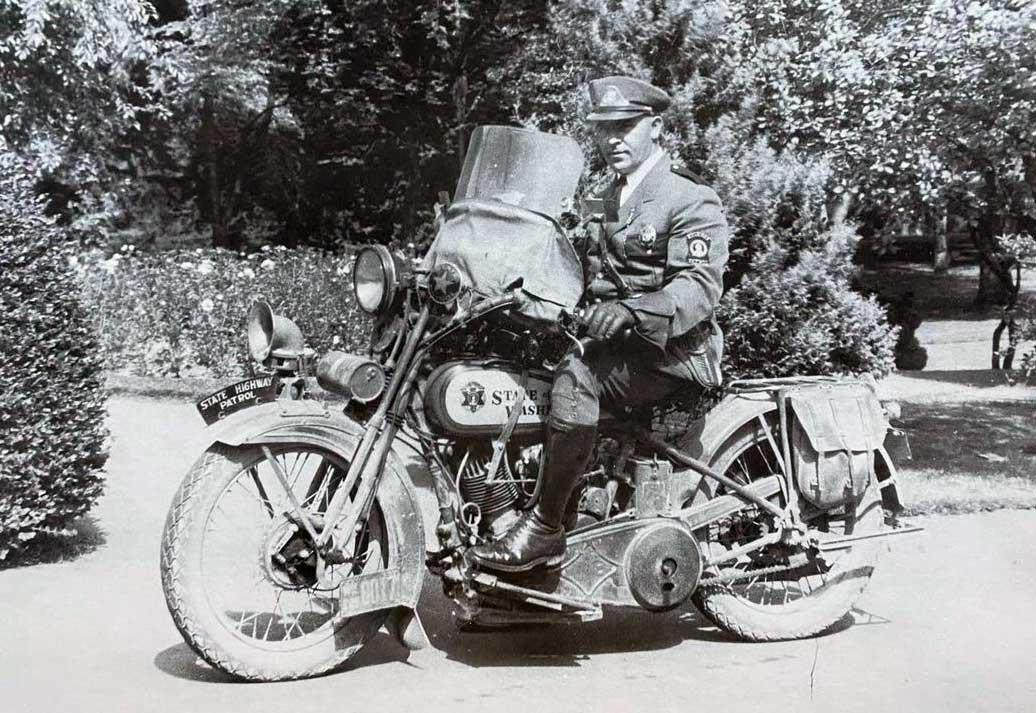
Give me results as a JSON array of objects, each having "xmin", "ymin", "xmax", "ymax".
[
  {"xmin": 160, "ymin": 444, "xmax": 391, "ymax": 681},
  {"xmin": 691, "ymin": 417, "xmax": 882, "ymax": 641}
]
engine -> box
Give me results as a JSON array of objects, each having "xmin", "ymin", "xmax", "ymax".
[
  {"xmin": 440, "ymin": 440, "xmax": 540, "ymax": 536},
  {"xmin": 420, "ymin": 361, "xmax": 699, "ymax": 537}
]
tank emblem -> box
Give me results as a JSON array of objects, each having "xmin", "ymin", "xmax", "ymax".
[{"xmin": 460, "ymin": 382, "xmax": 486, "ymax": 413}]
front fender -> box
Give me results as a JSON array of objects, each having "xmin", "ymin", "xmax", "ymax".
[{"xmin": 204, "ymin": 399, "xmax": 427, "ymax": 614}]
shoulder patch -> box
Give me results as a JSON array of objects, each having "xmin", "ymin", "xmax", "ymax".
[
  {"xmin": 671, "ymin": 164, "xmax": 705, "ymax": 185},
  {"xmin": 686, "ymin": 233, "xmax": 711, "ymax": 263}
]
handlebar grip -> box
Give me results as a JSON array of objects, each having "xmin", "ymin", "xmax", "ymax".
[{"xmin": 575, "ymin": 326, "xmax": 634, "ymax": 353}]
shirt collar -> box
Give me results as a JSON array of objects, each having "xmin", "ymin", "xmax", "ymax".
[{"xmin": 617, "ymin": 147, "xmax": 665, "ymax": 206}]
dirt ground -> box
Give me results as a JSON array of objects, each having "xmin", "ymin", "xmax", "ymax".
[{"xmin": 1, "ymin": 396, "xmax": 1035, "ymax": 713}]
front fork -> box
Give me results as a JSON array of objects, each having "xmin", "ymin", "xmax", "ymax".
[{"xmin": 268, "ymin": 304, "xmax": 433, "ymax": 565}]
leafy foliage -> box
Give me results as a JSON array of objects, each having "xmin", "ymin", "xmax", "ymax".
[
  {"xmin": 77, "ymin": 246, "xmax": 369, "ymax": 377},
  {"xmin": 0, "ymin": 155, "xmax": 107, "ymax": 560},
  {"xmin": 18, "ymin": 0, "xmax": 1036, "ymax": 381},
  {"xmin": 719, "ymin": 226, "xmax": 897, "ymax": 379},
  {"xmin": 0, "ymin": 0, "xmax": 155, "ymax": 218}
]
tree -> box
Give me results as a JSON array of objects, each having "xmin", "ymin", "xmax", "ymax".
[
  {"xmin": 0, "ymin": 0, "xmax": 154, "ymax": 216},
  {"xmin": 694, "ymin": 0, "xmax": 1035, "ymax": 304}
]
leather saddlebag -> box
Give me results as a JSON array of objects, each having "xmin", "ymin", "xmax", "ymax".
[{"xmin": 789, "ymin": 383, "xmax": 886, "ymax": 510}]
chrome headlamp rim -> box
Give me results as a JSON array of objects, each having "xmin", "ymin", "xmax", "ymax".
[{"xmin": 352, "ymin": 245, "xmax": 398, "ymax": 315}]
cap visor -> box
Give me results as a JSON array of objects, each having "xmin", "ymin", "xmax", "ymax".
[{"xmin": 586, "ymin": 108, "xmax": 652, "ymax": 122}]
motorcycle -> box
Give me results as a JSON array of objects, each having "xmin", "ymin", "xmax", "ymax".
[{"xmin": 160, "ymin": 126, "xmax": 919, "ymax": 681}]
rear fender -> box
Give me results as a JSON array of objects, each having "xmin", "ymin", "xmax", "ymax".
[
  {"xmin": 205, "ymin": 400, "xmax": 427, "ymax": 618},
  {"xmin": 675, "ymin": 392, "xmax": 778, "ymax": 463}
]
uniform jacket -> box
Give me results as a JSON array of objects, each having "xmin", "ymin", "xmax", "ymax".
[{"xmin": 585, "ymin": 155, "xmax": 729, "ymax": 387}]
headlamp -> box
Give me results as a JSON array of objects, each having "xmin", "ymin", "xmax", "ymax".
[{"xmin": 353, "ymin": 245, "xmax": 403, "ymax": 315}]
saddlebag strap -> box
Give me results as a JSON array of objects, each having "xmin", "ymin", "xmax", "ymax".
[{"xmin": 486, "ymin": 368, "xmax": 528, "ymax": 482}]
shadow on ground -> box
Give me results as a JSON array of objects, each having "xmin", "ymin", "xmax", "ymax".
[
  {"xmin": 859, "ymin": 263, "xmax": 1036, "ymax": 322},
  {"xmin": 901, "ymin": 401, "xmax": 1036, "ymax": 479},
  {"xmin": 0, "ymin": 515, "xmax": 107, "ymax": 570},
  {"xmin": 893, "ymin": 370, "xmax": 1026, "ymax": 388},
  {"xmin": 152, "ymin": 567, "xmax": 893, "ymax": 681},
  {"xmin": 154, "ymin": 644, "xmax": 243, "ymax": 683}
]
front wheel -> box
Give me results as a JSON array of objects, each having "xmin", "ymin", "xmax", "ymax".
[
  {"xmin": 691, "ymin": 417, "xmax": 883, "ymax": 641},
  {"xmin": 160, "ymin": 444, "xmax": 391, "ymax": 681}
]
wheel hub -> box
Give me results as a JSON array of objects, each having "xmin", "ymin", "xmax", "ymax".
[{"xmin": 261, "ymin": 517, "xmax": 321, "ymax": 590}]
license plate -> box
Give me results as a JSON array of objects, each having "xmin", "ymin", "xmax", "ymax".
[
  {"xmin": 338, "ymin": 568, "xmax": 405, "ymax": 616},
  {"xmin": 196, "ymin": 376, "xmax": 280, "ymax": 425}
]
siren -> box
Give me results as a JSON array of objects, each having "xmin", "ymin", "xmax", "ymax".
[{"xmin": 246, "ymin": 301, "xmax": 315, "ymax": 371}]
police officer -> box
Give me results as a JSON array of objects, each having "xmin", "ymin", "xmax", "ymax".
[{"xmin": 469, "ymin": 76, "xmax": 730, "ymax": 573}]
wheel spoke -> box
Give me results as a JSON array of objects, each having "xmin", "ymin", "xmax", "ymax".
[
  {"xmin": 196, "ymin": 446, "xmax": 389, "ymax": 648},
  {"xmin": 248, "ymin": 466, "xmax": 276, "ymax": 518}
]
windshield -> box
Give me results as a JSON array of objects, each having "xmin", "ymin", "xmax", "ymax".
[
  {"xmin": 455, "ymin": 125, "xmax": 584, "ymax": 218},
  {"xmin": 424, "ymin": 125, "xmax": 587, "ymax": 325}
]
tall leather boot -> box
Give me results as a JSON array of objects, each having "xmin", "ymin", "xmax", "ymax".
[{"xmin": 468, "ymin": 423, "xmax": 595, "ymax": 573}]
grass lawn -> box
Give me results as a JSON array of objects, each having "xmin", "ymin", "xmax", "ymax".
[
  {"xmin": 857, "ymin": 261, "xmax": 1036, "ymax": 514},
  {"xmin": 894, "ymin": 399, "xmax": 1036, "ymax": 515},
  {"xmin": 858, "ymin": 261, "xmax": 1036, "ymax": 321}
]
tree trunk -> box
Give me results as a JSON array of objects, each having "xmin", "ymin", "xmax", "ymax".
[
  {"xmin": 198, "ymin": 93, "xmax": 229, "ymax": 249},
  {"xmin": 452, "ymin": 73, "xmax": 468, "ymax": 173},
  {"xmin": 929, "ymin": 204, "xmax": 950, "ymax": 272},
  {"xmin": 973, "ymin": 167, "xmax": 1014, "ymax": 307},
  {"xmin": 826, "ymin": 191, "xmax": 852, "ymax": 227}
]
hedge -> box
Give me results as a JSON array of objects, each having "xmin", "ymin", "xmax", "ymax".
[{"xmin": 0, "ymin": 156, "xmax": 108, "ymax": 560}]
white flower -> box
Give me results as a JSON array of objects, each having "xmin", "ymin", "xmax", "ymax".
[
  {"xmin": 180, "ymin": 262, "xmax": 194, "ymax": 271},
  {"xmin": 242, "ymin": 267, "xmax": 255, "ymax": 279},
  {"xmin": 260, "ymin": 259, "xmax": 275, "ymax": 271},
  {"xmin": 332, "ymin": 335, "xmax": 341, "ymax": 346},
  {"xmin": 200, "ymin": 298, "xmax": 214, "ymax": 312},
  {"xmin": 196, "ymin": 260, "xmax": 214, "ymax": 276}
]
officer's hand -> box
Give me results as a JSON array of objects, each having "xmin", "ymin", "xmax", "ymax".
[{"xmin": 584, "ymin": 301, "xmax": 635, "ymax": 340}]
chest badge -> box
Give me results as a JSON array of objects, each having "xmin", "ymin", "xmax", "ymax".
[{"xmin": 638, "ymin": 224, "xmax": 657, "ymax": 247}]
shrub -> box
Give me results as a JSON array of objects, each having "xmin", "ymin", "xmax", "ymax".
[
  {"xmin": 77, "ymin": 246, "xmax": 370, "ymax": 378},
  {"xmin": 0, "ymin": 155, "xmax": 108, "ymax": 561},
  {"xmin": 719, "ymin": 223, "xmax": 898, "ymax": 380},
  {"xmin": 697, "ymin": 116, "xmax": 898, "ymax": 380}
]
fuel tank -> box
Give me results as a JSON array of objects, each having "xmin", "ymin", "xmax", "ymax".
[{"xmin": 423, "ymin": 361, "xmax": 553, "ymax": 437}]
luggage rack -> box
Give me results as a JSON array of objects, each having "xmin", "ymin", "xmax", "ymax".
[{"xmin": 725, "ymin": 375, "xmax": 856, "ymax": 394}]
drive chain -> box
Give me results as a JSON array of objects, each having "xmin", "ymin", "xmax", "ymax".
[{"xmin": 698, "ymin": 562, "xmax": 803, "ymax": 587}]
